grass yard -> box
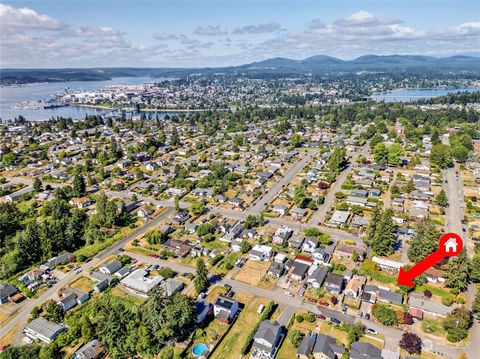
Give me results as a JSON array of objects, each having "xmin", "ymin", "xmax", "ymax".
[
  {"xmin": 359, "ymin": 335, "xmax": 384, "ymax": 349},
  {"xmin": 109, "ymin": 286, "xmax": 146, "ymax": 306},
  {"xmin": 207, "ymin": 286, "xmax": 228, "ymax": 303},
  {"xmin": 70, "ymin": 276, "xmax": 95, "ymax": 293},
  {"xmin": 319, "ymin": 322, "xmax": 349, "ymax": 347},
  {"xmin": 210, "ymin": 293, "xmax": 270, "ymax": 359},
  {"xmin": 421, "ymin": 316, "xmax": 446, "ymax": 337},
  {"xmin": 185, "ymin": 318, "xmax": 229, "ymax": 359},
  {"xmin": 415, "ymin": 284, "xmax": 454, "ymax": 302},
  {"xmin": 233, "ymin": 260, "xmax": 270, "ymax": 286},
  {"xmin": 258, "ymin": 275, "xmax": 277, "ymax": 290}
]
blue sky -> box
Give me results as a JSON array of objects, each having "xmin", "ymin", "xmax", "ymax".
[{"xmin": 1, "ymin": 1, "xmax": 479, "ymax": 68}]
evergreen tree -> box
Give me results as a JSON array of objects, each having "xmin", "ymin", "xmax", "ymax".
[
  {"xmin": 365, "ymin": 206, "xmax": 381, "ymax": 245},
  {"xmin": 73, "ymin": 173, "xmax": 86, "ymax": 197},
  {"xmin": 194, "ymin": 258, "xmax": 209, "ymax": 294},
  {"xmin": 408, "ymin": 221, "xmax": 439, "ymax": 263},
  {"xmin": 33, "ymin": 177, "xmax": 42, "ymax": 192},
  {"xmin": 435, "ymin": 189, "xmax": 448, "ymax": 207},
  {"xmin": 470, "ymin": 253, "xmax": 480, "ymax": 283},
  {"xmin": 444, "ymin": 250, "xmax": 470, "ymax": 291},
  {"xmin": 372, "ymin": 209, "xmax": 396, "ymax": 256}
]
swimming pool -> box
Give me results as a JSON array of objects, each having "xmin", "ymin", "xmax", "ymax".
[{"xmin": 192, "ymin": 343, "xmax": 208, "ymax": 357}]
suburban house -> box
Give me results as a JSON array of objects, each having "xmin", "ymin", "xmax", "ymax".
[
  {"xmin": 272, "ymin": 226, "xmax": 293, "ymax": 245},
  {"xmin": 334, "ymin": 245, "xmax": 366, "ymax": 261},
  {"xmin": 408, "ymin": 293, "xmax": 454, "ymax": 318},
  {"xmin": 424, "ymin": 267, "xmax": 445, "ymax": 283},
  {"xmin": 69, "ymin": 197, "xmax": 92, "ymax": 209},
  {"xmin": 289, "ymin": 236, "xmax": 305, "ymax": 250},
  {"xmin": 99, "ymin": 260, "xmax": 123, "ymax": 275},
  {"xmin": 57, "ymin": 287, "xmax": 90, "ymax": 312},
  {"xmin": 41, "ymin": 253, "xmax": 75, "ymax": 271},
  {"xmin": 163, "ymin": 238, "xmax": 193, "ymax": 258},
  {"xmin": 371, "ymin": 257, "xmax": 403, "ymax": 272},
  {"xmin": 249, "ymin": 245, "xmax": 273, "ymax": 261},
  {"xmin": 302, "ymin": 237, "xmax": 318, "ymax": 253},
  {"xmin": 195, "ymin": 299, "xmax": 213, "ymax": 324},
  {"xmin": 73, "ymin": 339, "xmax": 103, "ymax": 359},
  {"xmin": 214, "ymin": 296, "xmax": 239, "ymax": 323},
  {"xmin": 290, "ymin": 261, "xmax": 310, "ymax": 281},
  {"xmin": 23, "ymin": 317, "xmax": 67, "ymax": 344},
  {"xmin": 344, "ymin": 276, "xmax": 366, "ymax": 299},
  {"xmin": 267, "ymin": 262, "xmax": 285, "ymax": 278},
  {"xmin": 362, "ymin": 285, "xmax": 403, "ymax": 305},
  {"xmin": 325, "ymin": 273, "xmax": 344, "ymax": 295},
  {"xmin": 272, "ymin": 205, "xmax": 288, "ymax": 217},
  {"xmin": 307, "ymin": 268, "xmax": 328, "ymax": 289},
  {"xmin": 121, "ymin": 268, "xmax": 162, "ymax": 297},
  {"xmin": 349, "ymin": 341, "xmax": 382, "ymax": 359},
  {"xmin": 251, "ymin": 320, "xmax": 284, "ymax": 359},
  {"xmin": 172, "ymin": 211, "xmax": 190, "ymax": 224},
  {"xmin": 311, "ymin": 333, "xmax": 346, "ymax": 359},
  {"xmin": 137, "ymin": 204, "xmax": 154, "ymax": 220},
  {"xmin": 297, "ymin": 333, "xmax": 316, "ymax": 359},
  {"xmin": 0, "ymin": 283, "xmax": 18, "ymax": 304},
  {"xmin": 329, "ymin": 211, "xmax": 350, "ymax": 226}
]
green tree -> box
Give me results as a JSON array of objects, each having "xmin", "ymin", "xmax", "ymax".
[
  {"xmin": 328, "ymin": 148, "xmax": 347, "ymax": 173},
  {"xmin": 33, "ymin": 177, "xmax": 43, "ymax": 192},
  {"xmin": 430, "ymin": 144, "xmax": 453, "ymax": 168},
  {"xmin": 443, "ymin": 307, "xmax": 473, "ymax": 342},
  {"xmin": 373, "ymin": 142, "xmax": 388, "ymax": 165},
  {"xmin": 435, "ymin": 189, "xmax": 448, "ymax": 207},
  {"xmin": 372, "ymin": 209, "xmax": 396, "ymax": 256},
  {"xmin": 289, "ymin": 134, "xmax": 303, "ymax": 148},
  {"xmin": 72, "ymin": 174, "xmax": 86, "ymax": 197},
  {"xmin": 288, "ymin": 329, "xmax": 303, "ymax": 348},
  {"xmin": 190, "ymin": 201, "xmax": 206, "ymax": 216},
  {"xmin": 473, "ymin": 287, "xmax": 480, "ymax": 320},
  {"xmin": 372, "ymin": 303, "xmax": 398, "ymax": 326},
  {"xmin": 365, "ymin": 206, "xmax": 381, "ymax": 245},
  {"xmin": 194, "ymin": 258, "xmax": 209, "ymax": 294},
  {"xmin": 407, "ymin": 221, "xmax": 439, "ymax": 263},
  {"xmin": 388, "ymin": 143, "xmax": 405, "ymax": 166},
  {"xmin": 470, "ymin": 253, "xmax": 480, "ymax": 283},
  {"xmin": 2, "ymin": 152, "xmax": 16, "ymax": 167},
  {"xmin": 45, "ymin": 300, "xmax": 64, "ymax": 323},
  {"xmin": 444, "ymin": 250, "xmax": 470, "ymax": 292},
  {"xmin": 240, "ymin": 240, "xmax": 252, "ymax": 254}
]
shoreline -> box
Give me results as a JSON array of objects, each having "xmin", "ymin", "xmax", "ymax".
[{"xmin": 71, "ymin": 104, "xmax": 214, "ymax": 112}]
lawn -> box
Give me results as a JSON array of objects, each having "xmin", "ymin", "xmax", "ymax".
[
  {"xmin": 415, "ymin": 284, "xmax": 453, "ymax": 301},
  {"xmin": 109, "ymin": 286, "xmax": 146, "ymax": 306},
  {"xmin": 207, "ymin": 286, "xmax": 228, "ymax": 303},
  {"xmin": 233, "ymin": 260, "xmax": 270, "ymax": 286},
  {"xmin": 185, "ymin": 318, "xmax": 229, "ymax": 359},
  {"xmin": 319, "ymin": 322, "xmax": 349, "ymax": 347},
  {"xmin": 421, "ymin": 316, "xmax": 446, "ymax": 337},
  {"xmin": 211, "ymin": 294, "xmax": 270, "ymax": 359},
  {"xmin": 70, "ymin": 276, "xmax": 95, "ymax": 293},
  {"xmin": 359, "ymin": 335, "xmax": 384, "ymax": 349}
]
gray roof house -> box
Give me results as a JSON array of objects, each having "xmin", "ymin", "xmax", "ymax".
[
  {"xmin": 0, "ymin": 283, "xmax": 18, "ymax": 304},
  {"xmin": 41, "ymin": 253, "xmax": 75, "ymax": 271},
  {"xmin": 307, "ymin": 268, "xmax": 328, "ymax": 289},
  {"xmin": 23, "ymin": 317, "xmax": 67, "ymax": 344},
  {"xmin": 99, "ymin": 260, "xmax": 123, "ymax": 275},
  {"xmin": 73, "ymin": 339, "xmax": 103, "ymax": 359},
  {"xmin": 325, "ymin": 273, "xmax": 344, "ymax": 294},
  {"xmin": 297, "ymin": 333, "xmax": 315, "ymax": 358},
  {"xmin": 160, "ymin": 278, "xmax": 185, "ymax": 297},
  {"xmin": 268, "ymin": 262, "xmax": 285, "ymax": 278},
  {"xmin": 252, "ymin": 320, "xmax": 284, "ymax": 358},
  {"xmin": 349, "ymin": 341, "xmax": 382, "ymax": 359},
  {"xmin": 312, "ymin": 334, "xmax": 346, "ymax": 359}
]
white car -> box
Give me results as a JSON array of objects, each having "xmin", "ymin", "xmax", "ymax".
[
  {"xmin": 367, "ymin": 328, "xmax": 378, "ymax": 335},
  {"xmin": 285, "ymin": 291, "xmax": 294, "ymax": 297},
  {"xmin": 23, "ymin": 337, "xmax": 33, "ymax": 344}
]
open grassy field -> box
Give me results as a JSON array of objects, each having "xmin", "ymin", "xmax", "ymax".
[
  {"xmin": 207, "ymin": 286, "xmax": 228, "ymax": 303},
  {"xmin": 70, "ymin": 276, "xmax": 95, "ymax": 293},
  {"xmin": 421, "ymin": 316, "xmax": 446, "ymax": 337},
  {"xmin": 233, "ymin": 260, "xmax": 269, "ymax": 286},
  {"xmin": 110, "ymin": 286, "xmax": 146, "ymax": 306},
  {"xmin": 210, "ymin": 293, "xmax": 270, "ymax": 359}
]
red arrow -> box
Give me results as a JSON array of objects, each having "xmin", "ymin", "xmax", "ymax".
[{"xmin": 397, "ymin": 250, "xmax": 445, "ymax": 287}]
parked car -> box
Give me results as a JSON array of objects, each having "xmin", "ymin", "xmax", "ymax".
[
  {"xmin": 149, "ymin": 253, "xmax": 159, "ymax": 258},
  {"xmin": 365, "ymin": 313, "xmax": 371, "ymax": 320},
  {"xmin": 342, "ymin": 307, "xmax": 347, "ymax": 314},
  {"xmin": 316, "ymin": 314, "xmax": 326, "ymax": 320},
  {"xmin": 228, "ymin": 291, "xmax": 235, "ymax": 298},
  {"xmin": 331, "ymin": 318, "xmax": 341, "ymax": 324},
  {"xmin": 357, "ymin": 311, "xmax": 363, "ymax": 318},
  {"xmin": 367, "ymin": 328, "xmax": 378, "ymax": 335},
  {"xmin": 118, "ymin": 248, "xmax": 125, "ymax": 252},
  {"xmin": 285, "ymin": 291, "xmax": 294, "ymax": 297},
  {"xmin": 318, "ymin": 300, "xmax": 329, "ymax": 307},
  {"xmin": 224, "ymin": 284, "xmax": 232, "ymax": 292}
]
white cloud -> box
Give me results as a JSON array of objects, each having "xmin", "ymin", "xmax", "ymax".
[
  {"xmin": 0, "ymin": 3, "xmax": 63, "ymax": 30},
  {"xmin": 193, "ymin": 25, "xmax": 227, "ymax": 36},
  {"xmin": 233, "ymin": 22, "xmax": 281, "ymax": 34}
]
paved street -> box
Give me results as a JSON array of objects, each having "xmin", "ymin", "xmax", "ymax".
[{"xmin": 308, "ymin": 144, "xmax": 369, "ymax": 226}]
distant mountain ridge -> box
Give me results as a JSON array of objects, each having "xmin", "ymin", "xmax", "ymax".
[{"xmin": 2, "ymin": 54, "xmax": 479, "ymax": 84}]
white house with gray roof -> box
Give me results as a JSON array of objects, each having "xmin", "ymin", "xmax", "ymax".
[{"xmin": 23, "ymin": 317, "xmax": 67, "ymax": 344}]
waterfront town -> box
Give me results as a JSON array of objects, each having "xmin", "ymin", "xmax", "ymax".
[{"xmin": 0, "ymin": 87, "xmax": 479, "ymax": 359}]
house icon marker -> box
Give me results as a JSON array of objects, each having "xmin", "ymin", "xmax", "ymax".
[{"xmin": 444, "ymin": 237, "xmax": 458, "ymax": 253}]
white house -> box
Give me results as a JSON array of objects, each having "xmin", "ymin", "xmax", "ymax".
[{"xmin": 249, "ymin": 245, "xmax": 273, "ymax": 261}]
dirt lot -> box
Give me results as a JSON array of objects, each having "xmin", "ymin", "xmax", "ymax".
[
  {"xmin": 70, "ymin": 276, "xmax": 95, "ymax": 293},
  {"xmin": 233, "ymin": 260, "xmax": 270, "ymax": 286}
]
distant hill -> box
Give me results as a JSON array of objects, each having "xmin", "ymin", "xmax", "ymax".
[{"xmin": 2, "ymin": 54, "xmax": 479, "ymax": 84}]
